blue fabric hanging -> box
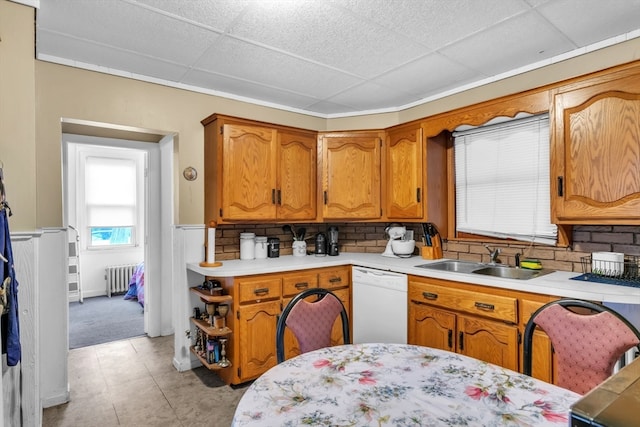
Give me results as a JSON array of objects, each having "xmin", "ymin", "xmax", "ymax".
[{"xmin": 1, "ymin": 205, "xmax": 21, "ymax": 366}]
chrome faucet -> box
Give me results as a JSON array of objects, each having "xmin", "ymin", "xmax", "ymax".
[{"xmin": 484, "ymin": 245, "xmax": 501, "ymax": 264}]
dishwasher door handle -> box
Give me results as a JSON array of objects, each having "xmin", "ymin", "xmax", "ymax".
[{"xmin": 354, "ymin": 268, "xmax": 404, "ymax": 279}]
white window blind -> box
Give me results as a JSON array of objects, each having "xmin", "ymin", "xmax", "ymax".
[
  {"xmin": 85, "ymin": 156, "xmax": 137, "ymax": 227},
  {"xmin": 454, "ymin": 114, "xmax": 557, "ymax": 245}
]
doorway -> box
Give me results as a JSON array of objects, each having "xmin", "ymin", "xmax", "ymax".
[{"xmin": 62, "ymin": 129, "xmax": 171, "ymax": 345}]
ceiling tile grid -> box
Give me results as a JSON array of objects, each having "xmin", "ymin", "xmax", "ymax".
[{"xmin": 35, "ymin": 0, "xmax": 640, "ymax": 117}]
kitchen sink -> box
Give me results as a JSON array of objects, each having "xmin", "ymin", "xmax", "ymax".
[
  {"xmin": 471, "ymin": 265, "xmax": 553, "ymax": 280},
  {"xmin": 415, "ymin": 260, "xmax": 553, "ymax": 280},
  {"xmin": 415, "ymin": 260, "xmax": 486, "ymax": 274}
]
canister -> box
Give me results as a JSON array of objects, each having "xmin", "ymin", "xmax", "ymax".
[
  {"xmin": 240, "ymin": 232, "xmax": 256, "ymax": 260},
  {"xmin": 255, "ymin": 236, "xmax": 268, "ymax": 259},
  {"xmin": 267, "ymin": 237, "xmax": 280, "ymax": 258}
]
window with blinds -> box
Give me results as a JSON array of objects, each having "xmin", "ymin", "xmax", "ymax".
[{"xmin": 453, "ymin": 114, "xmax": 557, "ymax": 245}]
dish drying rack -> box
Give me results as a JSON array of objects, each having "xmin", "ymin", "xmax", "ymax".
[{"xmin": 576, "ymin": 255, "xmax": 640, "ymax": 288}]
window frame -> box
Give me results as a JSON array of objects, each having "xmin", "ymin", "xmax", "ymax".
[{"xmin": 77, "ymin": 146, "xmax": 145, "ymax": 251}]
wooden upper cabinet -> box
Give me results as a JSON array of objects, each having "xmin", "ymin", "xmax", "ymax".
[
  {"xmin": 552, "ymin": 73, "xmax": 640, "ymax": 224},
  {"xmin": 320, "ymin": 131, "xmax": 383, "ymax": 220},
  {"xmin": 386, "ymin": 124, "xmax": 424, "ymax": 219},
  {"xmin": 278, "ymin": 130, "xmax": 317, "ymax": 220},
  {"xmin": 202, "ymin": 114, "xmax": 317, "ymax": 223},
  {"xmin": 222, "ymin": 123, "xmax": 278, "ymax": 220}
]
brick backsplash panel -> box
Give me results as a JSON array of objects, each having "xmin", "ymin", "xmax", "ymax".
[{"xmin": 214, "ymin": 223, "xmax": 640, "ymax": 274}]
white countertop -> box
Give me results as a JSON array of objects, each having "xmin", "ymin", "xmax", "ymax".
[{"xmin": 187, "ymin": 253, "xmax": 640, "ymax": 304}]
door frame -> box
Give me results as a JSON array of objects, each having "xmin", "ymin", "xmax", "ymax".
[{"xmin": 61, "ymin": 125, "xmax": 174, "ymax": 338}]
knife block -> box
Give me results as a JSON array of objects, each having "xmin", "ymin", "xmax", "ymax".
[{"xmin": 421, "ymin": 237, "xmax": 443, "ymax": 260}]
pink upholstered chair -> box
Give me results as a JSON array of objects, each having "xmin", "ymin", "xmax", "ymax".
[
  {"xmin": 276, "ymin": 288, "xmax": 350, "ymax": 364},
  {"xmin": 523, "ymin": 298, "xmax": 640, "ymax": 395}
]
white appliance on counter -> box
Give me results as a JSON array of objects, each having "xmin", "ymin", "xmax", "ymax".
[{"xmin": 352, "ymin": 266, "xmax": 408, "ymax": 344}]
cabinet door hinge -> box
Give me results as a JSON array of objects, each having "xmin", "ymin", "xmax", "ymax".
[
  {"xmin": 236, "ymin": 310, "xmax": 240, "ymax": 319},
  {"xmin": 219, "ymin": 208, "xmax": 223, "ymax": 217},
  {"xmin": 220, "ymin": 125, "xmax": 224, "ymax": 135},
  {"xmin": 517, "ymin": 330, "xmax": 522, "ymax": 345}
]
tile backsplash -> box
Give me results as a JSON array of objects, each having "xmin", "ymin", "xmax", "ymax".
[{"xmin": 213, "ymin": 223, "xmax": 639, "ymax": 273}]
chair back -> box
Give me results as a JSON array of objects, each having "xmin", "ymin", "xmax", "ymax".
[
  {"xmin": 523, "ymin": 298, "xmax": 640, "ymax": 395},
  {"xmin": 276, "ymin": 287, "xmax": 350, "ymax": 364}
]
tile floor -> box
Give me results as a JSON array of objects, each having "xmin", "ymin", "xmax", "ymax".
[{"xmin": 43, "ymin": 335, "xmax": 248, "ymax": 426}]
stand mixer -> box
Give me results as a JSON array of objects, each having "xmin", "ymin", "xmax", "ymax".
[{"xmin": 381, "ymin": 226, "xmax": 407, "ymax": 257}]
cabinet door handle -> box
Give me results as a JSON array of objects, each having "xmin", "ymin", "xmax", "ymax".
[
  {"xmin": 323, "ymin": 191, "xmax": 328, "ymax": 205},
  {"xmin": 277, "ymin": 189, "xmax": 282, "ymax": 205},
  {"xmin": 475, "ymin": 302, "xmax": 495, "ymax": 311},
  {"xmin": 447, "ymin": 329, "xmax": 453, "ymax": 349},
  {"xmin": 459, "ymin": 331, "xmax": 464, "ymax": 351},
  {"xmin": 253, "ymin": 288, "xmax": 270, "ymax": 296},
  {"xmin": 329, "ymin": 277, "xmax": 342, "ymax": 283},
  {"xmin": 416, "ymin": 188, "xmax": 421, "ymax": 203},
  {"xmin": 422, "ymin": 292, "xmax": 438, "ymax": 300},
  {"xmin": 294, "ymin": 282, "xmax": 309, "ymax": 290},
  {"xmin": 557, "ymin": 176, "xmax": 564, "ymax": 197},
  {"xmin": 271, "ymin": 189, "xmax": 276, "ymax": 204}
]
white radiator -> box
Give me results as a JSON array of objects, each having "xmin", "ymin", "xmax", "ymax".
[{"xmin": 105, "ymin": 264, "xmax": 137, "ymax": 297}]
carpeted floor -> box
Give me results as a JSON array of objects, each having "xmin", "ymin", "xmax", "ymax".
[{"xmin": 69, "ymin": 295, "xmax": 145, "ymax": 349}]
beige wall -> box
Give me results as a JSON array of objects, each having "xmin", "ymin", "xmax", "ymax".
[
  {"xmin": 0, "ymin": 0, "xmax": 36, "ymax": 230},
  {"xmin": 5, "ymin": 0, "xmax": 640, "ymax": 229},
  {"xmin": 34, "ymin": 63, "xmax": 327, "ymax": 228}
]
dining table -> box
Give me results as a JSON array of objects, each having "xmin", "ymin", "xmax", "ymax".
[{"xmin": 232, "ymin": 343, "xmax": 580, "ymax": 426}]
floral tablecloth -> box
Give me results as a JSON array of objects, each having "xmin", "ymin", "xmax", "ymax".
[{"xmin": 232, "ymin": 343, "xmax": 580, "ymax": 426}]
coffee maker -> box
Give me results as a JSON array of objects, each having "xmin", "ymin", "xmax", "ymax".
[{"xmin": 328, "ymin": 226, "xmax": 339, "ymax": 256}]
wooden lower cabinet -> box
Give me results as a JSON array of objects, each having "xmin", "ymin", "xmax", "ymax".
[
  {"xmin": 236, "ymin": 300, "xmax": 280, "ymax": 382},
  {"xmin": 521, "ymin": 299, "xmax": 555, "ymax": 384},
  {"xmin": 408, "ymin": 303, "xmax": 456, "ymax": 351},
  {"xmin": 409, "ymin": 298, "xmax": 518, "ymax": 371},
  {"xmin": 328, "ymin": 287, "xmax": 350, "ymax": 346},
  {"xmin": 457, "ymin": 314, "xmax": 518, "ymax": 371},
  {"xmin": 408, "ymin": 275, "xmax": 556, "ymax": 376},
  {"xmin": 208, "ymin": 266, "xmax": 351, "ymax": 385}
]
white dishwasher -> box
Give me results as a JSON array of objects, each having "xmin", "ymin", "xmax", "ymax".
[{"xmin": 352, "ymin": 266, "xmax": 408, "ymax": 344}]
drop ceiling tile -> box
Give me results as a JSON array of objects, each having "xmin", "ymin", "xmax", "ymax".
[
  {"xmin": 132, "ymin": 0, "xmax": 248, "ymax": 32},
  {"xmin": 194, "ymin": 37, "xmax": 362, "ymax": 99},
  {"xmin": 304, "ymin": 99, "xmax": 367, "ymax": 116},
  {"xmin": 228, "ymin": 1, "xmax": 429, "ymax": 78},
  {"xmin": 38, "ymin": 0, "xmax": 221, "ymax": 65},
  {"xmin": 535, "ymin": 0, "xmax": 640, "ymax": 46},
  {"xmin": 328, "ymin": 81, "xmax": 421, "ymax": 111},
  {"xmin": 182, "ymin": 69, "xmax": 324, "ymax": 111},
  {"xmin": 439, "ymin": 11, "xmax": 574, "ymax": 77},
  {"xmin": 331, "ymin": 0, "xmax": 533, "ymax": 50},
  {"xmin": 37, "ymin": 31, "xmax": 191, "ymax": 82},
  {"xmin": 372, "ymin": 53, "xmax": 479, "ymax": 97}
]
